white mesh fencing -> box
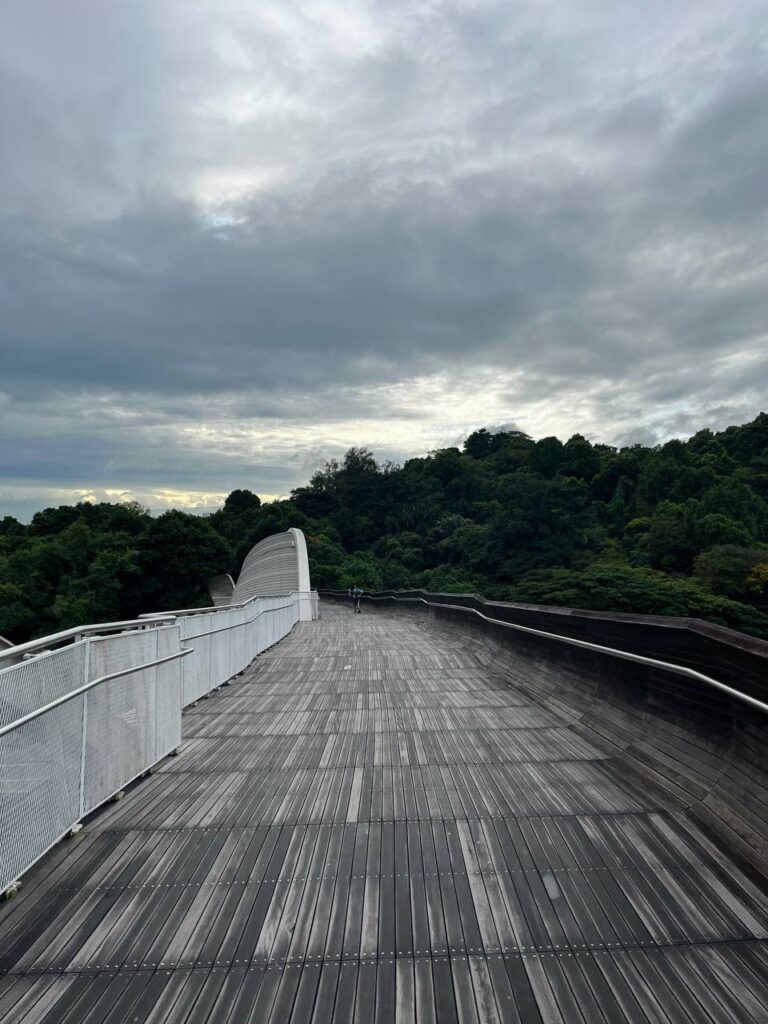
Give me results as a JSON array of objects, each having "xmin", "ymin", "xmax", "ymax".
[
  {"xmin": 0, "ymin": 643, "xmax": 87, "ymax": 727},
  {"xmin": 0, "ymin": 695, "xmax": 84, "ymax": 892},
  {"xmin": 176, "ymin": 595, "xmax": 302, "ymax": 704},
  {"xmin": 0, "ymin": 590, "xmax": 313, "ymax": 893},
  {"xmin": 83, "ymin": 628, "xmax": 168, "ymax": 815}
]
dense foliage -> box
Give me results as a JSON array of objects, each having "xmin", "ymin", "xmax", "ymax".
[{"xmin": 2, "ymin": 414, "xmax": 767, "ymax": 642}]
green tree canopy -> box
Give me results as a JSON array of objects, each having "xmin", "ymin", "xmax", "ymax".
[
  {"xmin": 222, "ymin": 489, "xmax": 261, "ymax": 516},
  {"xmin": 2, "ymin": 413, "xmax": 767, "ymax": 642}
]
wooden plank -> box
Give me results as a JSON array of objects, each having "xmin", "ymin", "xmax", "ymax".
[
  {"xmin": 333, "ymin": 961, "xmax": 358, "ymax": 1024},
  {"xmin": 1, "ymin": 605, "xmax": 767, "ymax": 1023}
]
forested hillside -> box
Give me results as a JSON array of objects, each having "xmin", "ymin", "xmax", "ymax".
[{"xmin": 2, "ymin": 414, "xmax": 768, "ymax": 642}]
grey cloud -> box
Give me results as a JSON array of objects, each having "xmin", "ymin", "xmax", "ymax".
[
  {"xmin": 597, "ymin": 97, "xmax": 670, "ymax": 142},
  {"xmin": 649, "ymin": 73, "xmax": 768, "ymax": 225},
  {"xmin": 1, "ymin": 0, "xmax": 766, "ymax": 517}
]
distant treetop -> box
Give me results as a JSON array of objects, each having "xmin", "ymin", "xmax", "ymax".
[{"xmin": 222, "ymin": 489, "xmax": 262, "ymax": 516}]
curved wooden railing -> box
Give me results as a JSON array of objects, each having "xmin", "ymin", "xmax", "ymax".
[{"xmin": 321, "ymin": 589, "xmax": 768, "ymax": 875}]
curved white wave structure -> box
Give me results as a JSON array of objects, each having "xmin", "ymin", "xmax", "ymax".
[
  {"xmin": 207, "ymin": 573, "xmax": 235, "ymax": 606},
  {"xmin": 231, "ymin": 527, "xmax": 313, "ymax": 620}
]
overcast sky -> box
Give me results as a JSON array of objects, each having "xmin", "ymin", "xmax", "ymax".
[{"xmin": 2, "ymin": 0, "xmax": 766, "ymax": 521}]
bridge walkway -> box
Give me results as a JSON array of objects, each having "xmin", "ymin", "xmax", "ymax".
[{"xmin": 0, "ymin": 605, "xmax": 767, "ymax": 1022}]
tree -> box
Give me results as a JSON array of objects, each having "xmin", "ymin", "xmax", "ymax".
[
  {"xmin": 292, "ymin": 485, "xmax": 337, "ymax": 519},
  {"xmin": 464, "ymin": 428, "xmax": 530, "ymax": 460},
  {"xmin": 0, "ymin": 581, "xmax": 37, "ymax": 638},
  {"xmin": 417, "ymin": 565, "xmax": 486, "ymax": 594},
  {"xmin": 222, "ymin": 489, "xmax": 261, "ymax": 516},
  {"xmin": 693, "ymin": 545, "xmax": 768, "ymax": 603},
  {"xmin": 0, "ymin": 517, "xmax": 25, "ymax": 555},
  {"xmin": 28, "ymin": 504, "xmax": 83, "ymax": 536},
  {"xmin": 2, "ymin": 413, "xmax": 767, "ymax": 643},
  {"xmin": 487, "ymin": 473, "xmax": 594, "ymax": 578},
  {"xmin": 135, "ymin": 511, "xmax": 231, "ymax": 611},
  {"xmin": 693, "ymin": 513, "xmax": 751, "ymax": 549},
  {"xmin": 531, "ymin": 436, "xmax": 564, "ymax": 478},
  {"xmin": 558, "ymin": 434, "xmax": 600, "ymax": 482},
  {"xmin": 510, "ymin": 564, "xmax": 768, "ymax": 636},
  {"xmin": 306, "ymin": 533, "xmax": 348, "ymax": 589},
  {"xmin": 464, "ymin": 429, "xmax": 495, "ymax": 459},
  {"xmin": 636, "ymin": 458, "xmax": 699, "ymax": 511},
  {"xmin": 645, "ymin": 502, "xmax": 696, "ymax": 572},
  {"xmin": 699, "ymin": 479, "xmax": 768, "ymax": 539},
  {"xmin": 339, "ymin": 551, "xmax": 386, "ymax": 591},
  {"xmin": 590, "ymin": 447, "xmax": 646, "ymax": 504}
]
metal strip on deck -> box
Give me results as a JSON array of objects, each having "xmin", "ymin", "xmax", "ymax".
[{"xmin": 0, "ymin": 607, "xmax": 767, "ymax": 1022}]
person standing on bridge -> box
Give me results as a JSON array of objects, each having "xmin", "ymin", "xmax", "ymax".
[{"xmin": 351, "ymin": 586, "xmax": 363, "ymax": 613}]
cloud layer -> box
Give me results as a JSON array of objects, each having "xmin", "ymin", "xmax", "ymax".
[{"xmin": 2, "ymin": 0, "xmax": 766, "ymax": 519}]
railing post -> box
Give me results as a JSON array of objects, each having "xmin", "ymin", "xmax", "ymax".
[
  {"xmin": 152, "ymin": 629, "xmax": 159, "ymax": 763},
  {"xmin": 229, "ymin": 608, "xmax": 234, "ymax": 681},
  {"xmin": 78, "ymin": 637, "xmax": 91, "ymax": 820}
]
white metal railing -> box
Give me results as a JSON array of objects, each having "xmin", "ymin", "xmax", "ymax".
[
  {"xmin": 0, "ymin": 589, "xmax": 318, "ymax": 895},
  {"xmin": 0, "ymin": 615, "xmax": 177, "ymax": 667}
]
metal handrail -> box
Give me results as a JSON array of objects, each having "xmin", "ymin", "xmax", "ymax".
[
  {"xmin": 0, "ymin": 648, "xmax": 194, "ymax": 738},
  {"xmin": 0, "ymin": 591, "xmax": 318, "ymax": 663},
  {"xmin": 0, "ymin": 616, "xmax": 177, "ymax": 665},
  {"xmin": 363, "ymin": 594, "xmax": 768, "ymax": 715},
  {"xmin": 182, "ymin": 600, "xmax": 299, "ymax": 640},
  {"xmin": 140, "ymin": 590, "xmax": 318, "ymax": 618}
]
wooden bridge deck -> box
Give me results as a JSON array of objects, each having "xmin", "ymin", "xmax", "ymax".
[{"xmin": 1, "ymin": 605, "xmax": 767, "ymax": 1022}]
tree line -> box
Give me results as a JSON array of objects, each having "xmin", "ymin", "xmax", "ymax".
[{"xmin": 2, "ymin": 414, "xmax": 767, "ymax": 642}]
